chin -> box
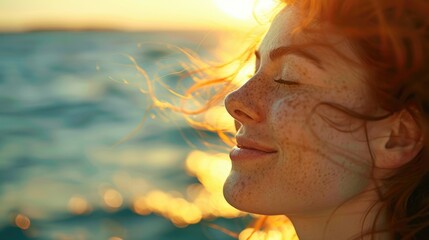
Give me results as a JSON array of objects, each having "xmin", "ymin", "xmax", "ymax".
[
  {"xmin": 223, "ymin": 174, "xmax": 280, "ymax": 215},
  {"xmin": 223, "ymin": 174, "xmax": 254, "ymax": 212}
]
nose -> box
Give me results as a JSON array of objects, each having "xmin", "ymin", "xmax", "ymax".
[{"xmin": 224, "ymin": 84, "xmax": 264, "ymax": 125}]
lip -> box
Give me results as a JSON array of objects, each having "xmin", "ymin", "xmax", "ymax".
[{"xmin": 229, "ymin": 137, "xmax": 277, "ymax": 161}]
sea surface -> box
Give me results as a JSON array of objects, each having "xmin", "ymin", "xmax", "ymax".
[{"xmin": 0, "ymin": 31, "xmax": 248, "ymax": 240}]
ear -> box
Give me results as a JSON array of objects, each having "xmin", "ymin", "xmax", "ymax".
[{"xmin": 371, "ymin": 109, "xmax": 423, "ymax": 169}]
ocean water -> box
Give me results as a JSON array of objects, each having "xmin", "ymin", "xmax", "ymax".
[{"xmin": 0, "ymin": 31, "xmax": 247, "ymax": 239}]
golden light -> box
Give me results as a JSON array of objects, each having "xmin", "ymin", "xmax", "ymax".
[
  {"xmin": 185, "ymin": 151, "xmax": 231, "ymax": 193},
  {"xmin": 234, "ymin": 60, "xmax": 258, "ymax": 86},
  {"xmin": 239, "ymin": 228, "xmax": 285, "ymax": 240},
  {"xmin": 138, "ymin": 190, "xmax": 204, "ymax": 227},
  {"xmin": 145, "ymin": 190, "xmax": 170, "ymax": 212},
  {"xmin": 133, "ymin": 196, "xmax": 151, "ymax": 215},
  {"xmin": 204, "ymin": 106, "xmax": 236, "ymax": 133},
  {"xmin": 185, "ymin": 151, "xmax": 242, "ymax": 218},
  {"xmin": 214, "ymin": 55, "xmax": 258, "ymax": 89},
  {"xmin": 212, "ymin": 0, "xmax": 279, "ymax": 21},
  {"xmin": 125, "ymin": 149, "xmax": 299, "ymax": 238},
  {"xmin": 240, "ymin": 216, "xmax": 298, "ymax": 240},
  {"xmin": 68, "ymin": 196, "xmax": 92, "ymax": 215},
  {"xmin": 15, "ymin": 214, "xmax": 31, "ymax": 230},
  {"xmin": 181, "ymin": 203, "xmax": 202, "ymax": 224},
  {"xmin": 129, "ymin": 150, "xmax": 242, "ymax": 227},
  {"xmin": 103, "ymin": 189, "xmax": 123, "ymax": 209}
]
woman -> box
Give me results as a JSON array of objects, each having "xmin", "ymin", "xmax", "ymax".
[{"xmin": 222, "ymin": 0, "xmax": 429, "ymax": 239}]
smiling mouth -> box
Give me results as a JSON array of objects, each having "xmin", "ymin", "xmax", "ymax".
[
  {"xmin": 230, "ymin": 139, "xmax": 277, "ymax": 161},
  {"xmin": 237, "ymin": 144, "xmax": 277, "ymax": 153}
]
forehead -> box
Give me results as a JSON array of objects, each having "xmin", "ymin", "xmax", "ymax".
[
  {"xmin": 258, "ymin": 7, "xmax": 301, "ymax": 56},
  {"xmin": 258, "ymin": 6, "xmax": 360, "ymax": 66},
  {"xmin": 256, "ymin": 6, "xmax": 372, "ymax": 99}
]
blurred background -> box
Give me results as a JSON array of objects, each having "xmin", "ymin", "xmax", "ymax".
[{"xmin": 0, "ymin": 0, "xmax": 287, "ymax": 239}]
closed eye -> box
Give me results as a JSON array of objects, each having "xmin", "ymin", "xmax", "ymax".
[{"xmin": 274, "ymin": 79, "xmax": 300, "ymax": 85}]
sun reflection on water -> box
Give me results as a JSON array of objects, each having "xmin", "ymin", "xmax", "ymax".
[
  {"xmin": 0, "ymin": 26, "xmax": 303, "ymax": 239},
  {"xmin": 130, "ymin": 150, "xmax": 242, "ymax": 228},
  {"xmin": 127, "ymin": 149, "xmax": 297, "ymax": 239}
]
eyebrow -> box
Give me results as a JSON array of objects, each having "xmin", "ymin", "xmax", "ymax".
[{"xmin": 255, "ymin": 46, "xmax": 325, "ymax": 70}]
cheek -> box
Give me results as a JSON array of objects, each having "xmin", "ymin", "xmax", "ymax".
[
  {"xmin": 276, "ymin": 155, "xmax": 344, "ymax": 196},
  {"xmin": 272, "ymin": 137, "xmax": 371, "ymax": 211},
  {"xmin": 271, "ymin": 89, "xmax": 372, "ymax": 165},
  {"xmin": 269, "ymin": 93, "xmax": 372, "ymax": 203},
  {"xmin": 269, "ymin": 91, "xmax": 315, "ymax": 146}
]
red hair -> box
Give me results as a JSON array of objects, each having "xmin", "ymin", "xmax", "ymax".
[
  {"xmin": 142, "ymin": 0, "xmax": 429, "ymax": 238},
  {"xmin": 282, "ymin": 0, "xmax": 429, "ymax": 238}
]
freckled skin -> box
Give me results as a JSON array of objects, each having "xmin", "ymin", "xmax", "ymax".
[{"xmin": 223, "ymin": 7, "xmax": 381, "ymax": 216}]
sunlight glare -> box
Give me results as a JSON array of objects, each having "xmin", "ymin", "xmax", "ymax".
[{"xmin": 212, "ymin": 0, "xmax": 279, "ymax": 21}]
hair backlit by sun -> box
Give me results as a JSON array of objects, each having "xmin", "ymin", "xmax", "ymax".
[{"xmin": 212, "ymin": 0, "xmax": 279, "ymax": 21}]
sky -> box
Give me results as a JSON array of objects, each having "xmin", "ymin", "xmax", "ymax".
[{"xmin": 0, "ymin": 0, "xmax": 279, "ymax": 32}]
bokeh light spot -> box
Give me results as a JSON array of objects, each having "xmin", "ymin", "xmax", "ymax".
[
  {"xmin": 133, "ymin": 196, "xmax": 151, "ymax": 215},
  {"xmin": 68, "ymin": 196, "xmax": 91, "ymax": 215},
  {"xmin": 15, "ymin": 214, "xmax": 31, "ymax": 230},
  {"xmin": 103, "ymin": 189, "xmax": 123, "ymax": 209}
]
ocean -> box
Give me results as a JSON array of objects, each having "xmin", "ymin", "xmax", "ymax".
[{"xmin": 0, "ymin": 31, "xmax": 250, "ymax": 240}]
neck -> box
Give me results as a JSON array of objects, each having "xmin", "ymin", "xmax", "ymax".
[{"xmin": 288, "ymin": 188, "xmax": 393, "ymax": 240}]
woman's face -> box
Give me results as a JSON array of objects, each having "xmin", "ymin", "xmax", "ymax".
[{"xmin": 223, "ymin": 7, "xmax": 381, "ymax": 215}]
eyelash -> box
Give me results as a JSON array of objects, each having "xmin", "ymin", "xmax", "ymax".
[{"xmin": 274, "ymin": 78, "xmax": 300, "ymax": 85}]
